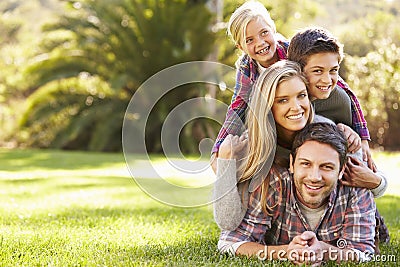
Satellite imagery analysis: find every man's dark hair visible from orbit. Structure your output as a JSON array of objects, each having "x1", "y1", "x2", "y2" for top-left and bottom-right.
[{"x1": 291, "y1": 122, "x2": 348, "y2": 170}]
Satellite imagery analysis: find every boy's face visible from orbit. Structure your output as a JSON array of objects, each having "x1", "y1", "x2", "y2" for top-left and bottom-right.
[
  {"x1": 290, "y1": 140, "x2": 343, "y2": 209},
  {"x1": 303, "y1": 52, "x2": 340, "y2": 100},
  {"x1": 240, "y1": 18, "x2": 277, "y2": 68}
]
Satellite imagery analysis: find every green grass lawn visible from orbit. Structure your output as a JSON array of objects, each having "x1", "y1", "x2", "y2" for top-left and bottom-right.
[{"x1": 0, "y1": 149, "x2": 398, "y2": 266}]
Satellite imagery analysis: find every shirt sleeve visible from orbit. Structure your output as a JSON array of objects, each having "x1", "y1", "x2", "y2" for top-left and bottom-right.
[
  {"x1": 218, "y1": 171, "x2": 281, "y2": 252},
  {"x1": 347, "y1": 149, "x2": 388, "y2": 198},
  {"x1": 341, "y1": 188, "x2": 376, "y2": 255},
  {"x1": 213, "y1": 158, "x2": 246, "y2": 230},
  {"x1": 211, "y1": 64, "x2": 254, "y2": 154},
  {"x1": 370, "y1": 170, "x2": 387, "y2": 198},
  {"x1": 337, "y1": 77, "x2": 371, "y2": 140}
]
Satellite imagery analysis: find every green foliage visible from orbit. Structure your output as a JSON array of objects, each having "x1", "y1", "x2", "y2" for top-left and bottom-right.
[
  {"x1": 345, "y1": 41, "x2": 400, "y2": 150},
  {"x1": 0, "y1": 3, "x2": 23, "y2": 99},
  {"x1": 337, "y1": 12, "x2": 400, "y2": 56},
  {"x1": 2, "y1": 0, "x2": 400, "y2": 151},
  {"x1": 267, "y1": 0, "x2": 320, "y2": 37},
  {"x1": 18, "y1": 0, "x2": 215, "y2": 152},
  {"x1": 334, "y1": 8, "x2": 400, "y2": 150},
  {"x1": 0, "y1": 0, "x2": 65, "y2": 145},
  {"x1": 18, "y1": 76, "x2": 125, "y2": 151}
]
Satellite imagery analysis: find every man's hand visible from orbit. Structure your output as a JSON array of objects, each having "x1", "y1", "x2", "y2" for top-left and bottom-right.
[
  {"x1": 361, "y1": 140, "x2": 376, "y2": 171},
  {"x1": 287, "y1": 231, "x2": 324, "y2": 266},
  {"x1": 337, "y1": 123, "x2": 361, "y2": 154},
  {"x1": 342, "y1": 156, "x2": 381, "y2": 189}
]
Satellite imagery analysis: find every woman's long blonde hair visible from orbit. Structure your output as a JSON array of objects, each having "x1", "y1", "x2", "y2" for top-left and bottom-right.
[{"x1": 238, "y1": 60, "x2": 313, "y2": 185}]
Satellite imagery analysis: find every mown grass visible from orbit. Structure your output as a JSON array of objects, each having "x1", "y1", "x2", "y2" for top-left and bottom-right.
[{"x1": 0, "y1": 149, "x2": 398, "y2": 266}]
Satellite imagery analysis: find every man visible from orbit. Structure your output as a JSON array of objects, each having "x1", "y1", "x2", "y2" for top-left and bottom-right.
[{"x1": 216, "y1": 123, "x2": 376, "y2": 265}]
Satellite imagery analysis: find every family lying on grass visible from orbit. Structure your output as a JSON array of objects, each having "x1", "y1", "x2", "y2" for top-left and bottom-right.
[{"x1": 211, "y1": 1, "x2": 389, "y2": 265}]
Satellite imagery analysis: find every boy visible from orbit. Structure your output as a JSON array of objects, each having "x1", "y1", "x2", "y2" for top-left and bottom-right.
[{"x1": 287, "y1": 27, "x2": 374, "y2": 169}]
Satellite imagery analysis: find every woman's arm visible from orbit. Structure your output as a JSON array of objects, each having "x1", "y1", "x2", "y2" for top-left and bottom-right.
[{"x1": 213, "y1": 134, "x2": 248, "y2": 230}]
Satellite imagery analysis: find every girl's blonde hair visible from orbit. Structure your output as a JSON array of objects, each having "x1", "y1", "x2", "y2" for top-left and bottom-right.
[
  {"x1": 239, "y1": 60, "x2": 313, "y2": 184},
  {"x1": 228, "y1": 1, "x2": 276, "y2": 50}
]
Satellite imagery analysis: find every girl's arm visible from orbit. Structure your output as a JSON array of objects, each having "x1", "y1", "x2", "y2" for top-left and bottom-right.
[{"x1": 211, "y1": 56, "x2": 256, "y2": 158}]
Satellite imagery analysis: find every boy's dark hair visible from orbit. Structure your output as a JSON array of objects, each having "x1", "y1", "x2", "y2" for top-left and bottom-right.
[
  {"x1": 291, "y1": 122, "x2": 348, "y2": 170},
  {"x1": 287, "y1": 27, "x2": 344, "y2": 69}
]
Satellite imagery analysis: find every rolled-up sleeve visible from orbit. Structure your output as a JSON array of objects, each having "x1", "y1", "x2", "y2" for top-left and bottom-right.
[
  {"x1": 370, "y1": 170, "x2": 387, "y2": 198},
  {"x1": 218, "y1": 172, "x2": 281, "y2": 254}
]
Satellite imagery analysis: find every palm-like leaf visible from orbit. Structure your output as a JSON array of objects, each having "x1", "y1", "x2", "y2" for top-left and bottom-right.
[{"x1": 20, "y1": 0, "x2": 215, "y2": 151}]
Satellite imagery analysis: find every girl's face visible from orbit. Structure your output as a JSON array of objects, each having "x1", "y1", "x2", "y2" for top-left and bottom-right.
[
  {"x1": 303, "y1": 52, "x2": 340, "y2": 100},
  {"x1": 240, "y1": 18, "x2": 277, "y2": 68},
  {"x1": 272, "y1": 76, "x2": 310, "y2": 135}
]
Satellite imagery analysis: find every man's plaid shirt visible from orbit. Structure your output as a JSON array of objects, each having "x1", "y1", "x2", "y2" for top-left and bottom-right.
[{"x1": 219, "y1": 164, "x2": 376, "y2": 254}]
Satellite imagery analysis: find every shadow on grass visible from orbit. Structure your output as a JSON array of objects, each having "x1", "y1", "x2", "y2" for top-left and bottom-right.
[
  {"x1": 0, "y1": 149, "x2": 127, "y2": 171},
  {"x1": 15, "y1": 204, "x2": 214, "y2": 229},
  {"x1": 0, "y1": 176, "x2": 137, "y2": 194}
]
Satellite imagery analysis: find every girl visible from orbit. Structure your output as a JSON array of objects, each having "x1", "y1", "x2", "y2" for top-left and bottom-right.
[{"x1": 211, "y1": 1, "x2": 289, "y2": 158}]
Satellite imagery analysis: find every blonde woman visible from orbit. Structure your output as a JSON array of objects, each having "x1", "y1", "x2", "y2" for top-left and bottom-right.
[{"x1": 214, "y1": 60, "x2": 312, "y2": 229}]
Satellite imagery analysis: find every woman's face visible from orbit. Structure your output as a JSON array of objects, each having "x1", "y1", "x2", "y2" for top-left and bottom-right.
[{"x1": 272, "y1": 76, "x2": 310, "y2": 135}]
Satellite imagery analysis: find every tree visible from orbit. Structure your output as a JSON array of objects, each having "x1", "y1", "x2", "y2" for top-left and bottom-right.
[
  {"x1": 345, "y1": 40, "x2": 400, "y2": 150},
  {"x1": 338, "y1": 11, "x2": 400, "y2": 150},
  {"x1": 18, "y1": 0, "x2": 215, "y2": 152},
  {"x1": 337, "y1": 11, "x2": 400, "y2": 57}
]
